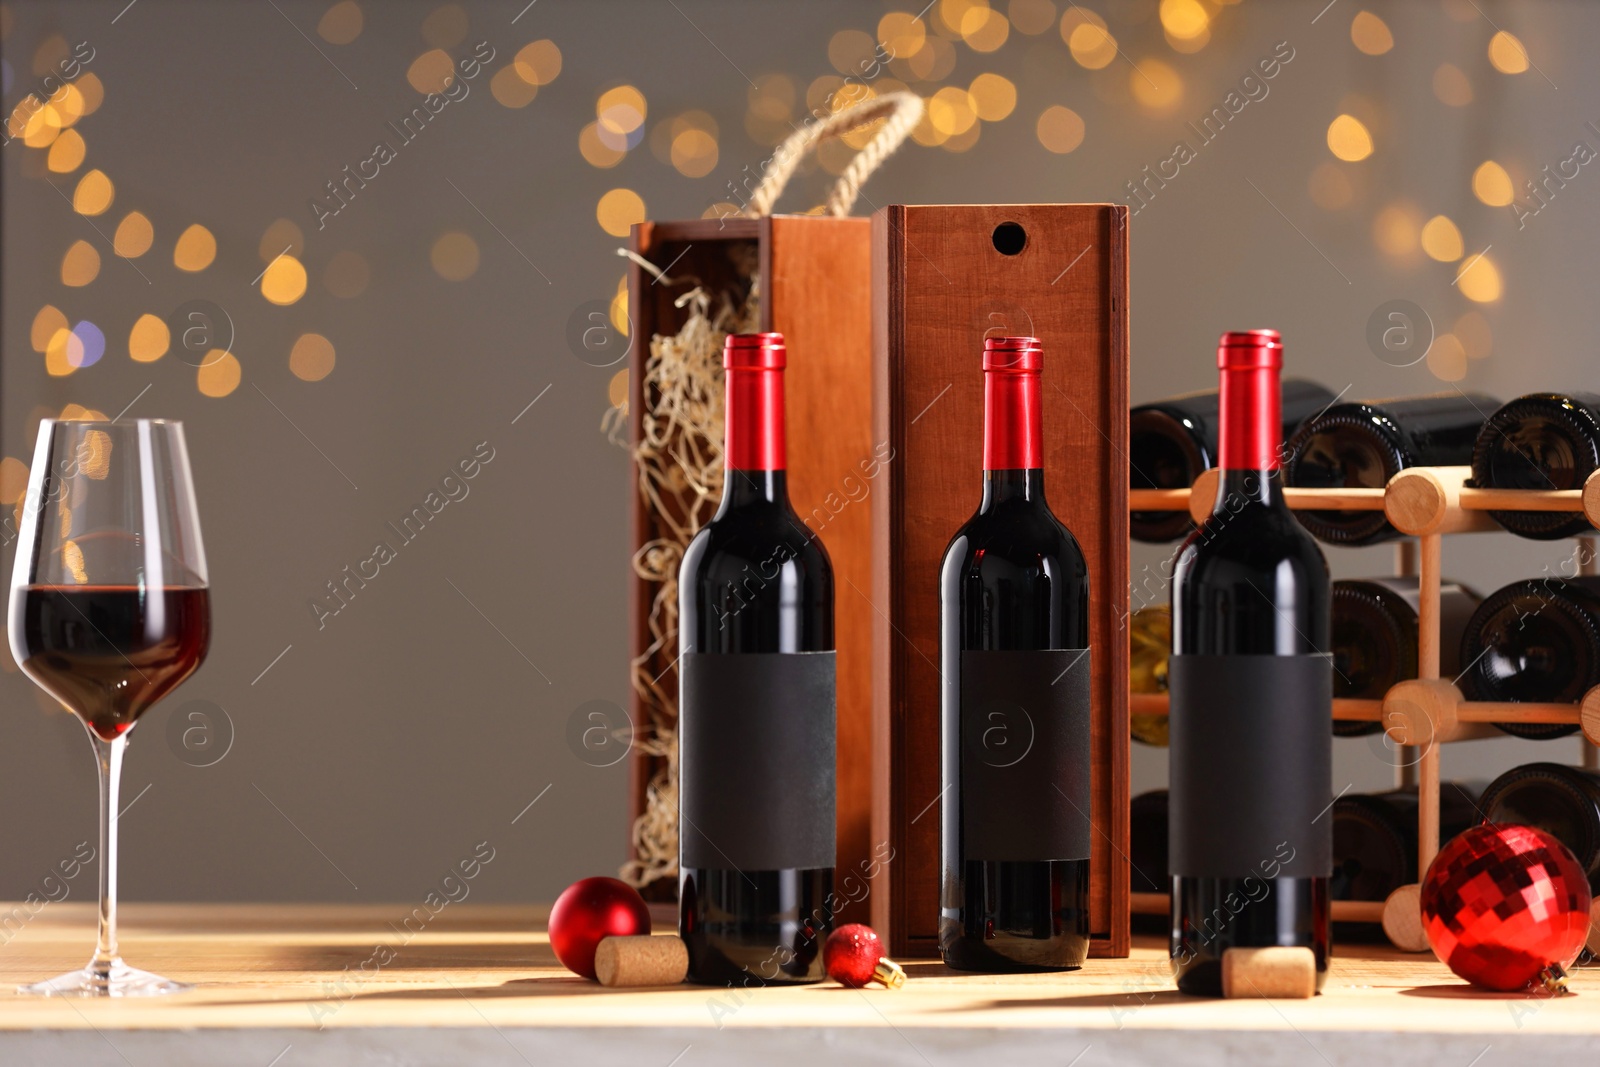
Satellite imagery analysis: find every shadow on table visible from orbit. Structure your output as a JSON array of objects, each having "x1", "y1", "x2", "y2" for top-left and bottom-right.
[{"x1": 1399, "y1": 983, "x2": 1574, "y2": 1000}]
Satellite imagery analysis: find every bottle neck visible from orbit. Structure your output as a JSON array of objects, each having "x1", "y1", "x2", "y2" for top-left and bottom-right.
[
  {"x1": 979, "y1": 468, "x2": 1045, "y2": 510},
  {"x1": 722, "y1": 364, "x2": 786, "y2": 506},
  {"x1": 983, "y1": 366, "x2": 1043, "y2": 472},
  {"x1": 1215, "y1": 363, "x2": 1284, "y2": 510}
]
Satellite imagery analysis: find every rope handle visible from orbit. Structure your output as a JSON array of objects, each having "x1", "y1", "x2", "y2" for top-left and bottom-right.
[{"x1": 742, "y1": 90, "x2": 924, "y2": 219}]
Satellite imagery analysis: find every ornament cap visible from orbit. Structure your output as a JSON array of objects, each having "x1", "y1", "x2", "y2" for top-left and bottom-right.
[
  {"x1": 1536, "y1": 963, "x2": 1571, "y2": 996},
  {"x1": 873, "y1": 958, "x2": 907, "y2": 990}
]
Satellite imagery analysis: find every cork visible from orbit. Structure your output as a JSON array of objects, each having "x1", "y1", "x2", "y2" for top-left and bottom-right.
[
  {"x1": 1221, "y1": 947, "x2": 1316, "y2": 999},
  {"x1": 594, "y1": 935, "x2": 689, "y2": 988}
]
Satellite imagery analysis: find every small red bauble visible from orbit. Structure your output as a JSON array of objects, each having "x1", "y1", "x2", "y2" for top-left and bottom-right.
[
  {"x1": 824, "y1": 924, "x2": 906, "y2": 989},
  {"x1": 1420, "y1": 823, "x2": 1592, "y2": 993},
  {"x1": 548, "y1": 877, "x2": 651, "y2": 980}
]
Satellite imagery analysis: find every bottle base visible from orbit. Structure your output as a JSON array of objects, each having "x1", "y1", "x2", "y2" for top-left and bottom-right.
[{"x1": 680, "y1": 865, "x2": 831, "y2": 988}]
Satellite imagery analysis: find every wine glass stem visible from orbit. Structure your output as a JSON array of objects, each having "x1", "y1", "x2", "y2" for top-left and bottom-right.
[{"x1": 91, "y1": 734, "x2": 125, "y2": 973}]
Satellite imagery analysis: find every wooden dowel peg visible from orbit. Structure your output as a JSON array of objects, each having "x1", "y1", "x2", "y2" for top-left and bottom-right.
[
  {"x1": 1188, "y1": 468, "x2": 1220, "y2": 525},
  {"x1": 1382, "y1": 884, "x2": 1430, "y2": 953},
  {"x1": 594, "y1": 935, "x2": 689, "y2": 988},
  {"x1": 1385, "y1": 468, "x2": 1498, "y2": 537},
  {"x1": 1128, "y1": 488, "x2": 1190, "y2": 512},
  {"x1": 1221, "y1": 947, "x2": 1316, "y2": 999},
  {"x1": 1581, "y1": 686, "x2": 1600, "y2": 748},
  {"x1": 1585, "y1": 472, "x2": 1600, "y2": 529}
]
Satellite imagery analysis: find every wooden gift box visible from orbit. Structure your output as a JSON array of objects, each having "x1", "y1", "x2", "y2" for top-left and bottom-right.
[
  {"x1": 626, "y1": 216, "x2": 877, "y2": 922},
  {"x1": 869, "y1": 204, "x2": 1132, "y2": 958}
]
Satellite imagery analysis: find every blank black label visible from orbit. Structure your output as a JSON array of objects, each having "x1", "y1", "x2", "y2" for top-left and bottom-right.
[
  {"x1": 959, "y1": 648, "x2": 1092, "y2": 863},
  {"x1": 1169, "y1": 653, "x2": 1333, "y2": 879},
  {"x1": 680, "y1": 651, "x2": 835, "y2": 871}
]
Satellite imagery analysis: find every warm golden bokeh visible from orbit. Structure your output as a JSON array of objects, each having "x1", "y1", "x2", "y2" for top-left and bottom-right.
[
  {"x1": 129, "y1": 314, "x2": 170, "y2": 362},
  {"x1": 72, "y1": 169, "x2": 114, "y2": 215},
  {"x1": 929, "y1": 86, "x2": 978, "y2": 136},
  {"x1": 828, "y1": 29, "x2": 877, "y2": 76},
  {"x1": 47, "y1": 128, "x2": 85, "y2": 173},
  {"x1": 670, "y1": 129, "x2": 718, "y2": 178},
  {"x1": 174, "y1": 224, "x2": 218, "y2": 271},
  {"x1": 259, "y1": 218, "x2": 305, "y2": 261},
  {"x1": 61, "y1": 239, "x2": 101, "y2": 286},
  {"x1": 596, "y1": 189, "x2": 646, "y2": 238},
  {"x1": 21, "y1": 104, "x2": 61, "y2": 148},
  {"x1": 1130, "y1": 58, "x2": 1183, "y2": 111},
  {"x1": 879, "y1": 11, "x2": 928, "y2": 56},
  {"x1": 1350, "y1": 11, "x2": 1393, "y2": 55},
  {"x1": 421, "y1": 4, "x2": 469, "y2": 49},
  {"x1": 1488, "y1": 30, "x2": 1530, "y2": 74},
  {"x1": 1372, "y1": 202, "x2": 1421, "y2": 258},
  {"x1": 44, "y1": 329, "x2": 78, "y2": 377},
  {"x1": 515, "y1": 40, "x2": 562, "y2": 86},
  {"x1": 317, "y1": 0, "x2": 364, "y2": 44},
  {"x1": 262, "y1": 255, "x2": 309, "y2": 305},
  {"x1": 1064, "y1": 9, "x2": 1115, "y2": 69},
  {"x1": 1426, "y1": 333, "x2": 1467, "y2": 382},
  {"x1": 407, "y1": 49, "x2": 457, "y2": 95},
  {"x1": 1420, "y1": 215, "x2": 1463, "y2": 262},
  {"x1": 1454, "y1": 310, "x2": 1493, "y2": 360},
  {"x1": 74, "y1": 73, "x2": 104, "y2": 115},
  {"x1": 580, "y1": 122, "x2": 625, "y2": 168},
  {"x1": 113, "y1": 211, "x2": 154, "y2": 258},
  {"x1": 31, "y1": 306, "x2": 68, "y2": 353},
  {"x1": 967, "y1": 73, "x2": 1017, "y2": 122},
  {"x1": 1036, "y1": 105, "x2": 1085, "y2": 154},
  {"x1": 491, "y1": 64, "x2": 538, "y2": 108},
  {"x1": 1008, "y1": 0, "x2": 1056, "y2": 35},
  {"x1": 960, "y1": 6, "x2": 1010, "y2": 52},
  {"x1": 0, "y1": 458, "x2": 29, "y2": 507},
  {"x1": 290, "y1": 333, "x2": 337, "y2": 381},
  {"x1": 597, "y1": 85, "x2": 647, "y2": 138},
  {"x1": 1457, "y1": 251, "x2": 1502, "y2": 303},
  {"x1": 1472, "y1": 160, "x2": 1514, "y2": 206},
  {"x1": 1327, "y1": 114, "x2": 1373, "y2": 161},
  {"x1": 197, "y1": 351, "x2": 243, "y2": 398},
  {"x1": 431, "y1": 231, "x2": 481, "y2": 280},
  {"x1": 1160, "y1": 0, "x2": 1209, "y2": 40}
]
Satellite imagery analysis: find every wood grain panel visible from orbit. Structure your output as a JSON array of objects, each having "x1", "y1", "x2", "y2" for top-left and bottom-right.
[{"x1": 871, "y1": 204, "x2": 1130, "y2": 958}]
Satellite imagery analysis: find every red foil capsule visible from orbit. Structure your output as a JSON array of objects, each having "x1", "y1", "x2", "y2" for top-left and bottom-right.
[
  {"x1": 1217, "y1": 329, "x2": 1284, "y2": 472},
  {"x1": 723, "y1": 332, "x2": 786, "y2": 472},
  {"x1": 982, "y1": 336, "x2": 1044, "y2": 471}
]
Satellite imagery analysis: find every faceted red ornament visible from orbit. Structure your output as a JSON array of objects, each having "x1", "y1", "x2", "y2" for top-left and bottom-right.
[
  {"x1": 548, "y1": 877, "x2": 651, "y2": 980},
  {"x1": 824, "y1": 923, "x2": 906, "y2": 989},
  {"x1": 1420, "y1": 823, "x2": 1591, "y2": 993}
]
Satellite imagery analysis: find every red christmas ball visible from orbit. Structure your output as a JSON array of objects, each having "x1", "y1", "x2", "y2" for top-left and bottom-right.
[
  {"x1": 1420, "y1": 823, "x2": 1592, "y2": 993},
  {"x1": 824, "y1": 923, "x2": 906, "y2": 989},
  {"x1": 548, "y1": 877, "x2": 651, "y2": 980}
]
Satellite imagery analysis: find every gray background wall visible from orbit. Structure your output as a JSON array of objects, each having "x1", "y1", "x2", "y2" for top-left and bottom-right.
[{"x1": 0, "y1": 0, "x2": 1595, "y2": 904}]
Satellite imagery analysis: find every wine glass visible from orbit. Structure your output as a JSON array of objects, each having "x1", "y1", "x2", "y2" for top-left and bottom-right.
[{"x1": 8, "y1": 419, "x2": 210, "y2": 996}]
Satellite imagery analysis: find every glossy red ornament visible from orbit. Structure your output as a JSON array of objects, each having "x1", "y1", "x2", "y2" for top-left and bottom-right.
[
  {"x1": 1420, "y1": 823, "x2": 1591, "y2": 993},
  {"x1": 824, "y1": 924, "x2": 906, "y2": 989},
  {"x1": 548, "y1": 877, "x2": 651, "y2": 980}
]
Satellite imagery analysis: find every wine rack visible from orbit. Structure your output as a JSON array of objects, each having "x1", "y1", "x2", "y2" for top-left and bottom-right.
[{"x1": 1126, "y1": 465, "x2": 1600, "y2": 949}]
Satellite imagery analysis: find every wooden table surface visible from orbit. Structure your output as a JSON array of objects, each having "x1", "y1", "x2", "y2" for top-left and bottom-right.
[{"x1": 0, "y1": 903, "x2": 1595, "y2": 1066}]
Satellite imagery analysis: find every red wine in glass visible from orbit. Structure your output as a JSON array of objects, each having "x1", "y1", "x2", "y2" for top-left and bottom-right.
[{"x1": 16, "y1": 584, "x2": 210, "y2": 741}]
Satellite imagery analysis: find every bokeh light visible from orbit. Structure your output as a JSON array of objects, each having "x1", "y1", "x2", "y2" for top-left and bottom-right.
[
  {"x1": 32, "y1": 305, "x2": 67, "y2": 352},
  {"x1": 61, "y1": 239, "x2": 100, "y2": 286},
  {"x1": 1420, "y1": 215, "x2": 1463, "y2": 262},
  {"x1": 514, "y1": 40, "x2": 562, "y2": 86},
  {"x1": 1350, "y1": 11, "x2": 1393, "y2": 55},
  {"x1": 197, "y1": 351, "x2": 242, "y2": 398},
  {"x1": 74, "y1": 73, "x2": 104, "y2": 115},
  {"x1": 431, "y1": 231, "x2": 480, "y2": 280},
  {"x1": 1160, "y1": 0, "x2": 1209, "y2": 40},
  {"x1": 879, "y1": 12, "x2": 928, "y2": 56},
  {"x1": 1372, "y1": 201, "x2": 1421, "y2": 258},
  {"x1": 491, "y1": 64, "x2": 538, "y2": 107},
  {"x1": 1454, "y1": 310, "x2": 1492, "y2": 360},
  {"x1": 1488, "y1": 30, "x2": 1529, "y2": 74},
  {"x1": 261, "y1": 255, "x2": 309, "y2": 305},
  {"x1": 259, "y1": 218, "x2": 305, "y2": 261},
  {"x1": 1008, "y1": 0, "x2": 1056, "y2": 36},
  {"x1": 671, "y1": 127, "x2": 718, "y2": 178},
  {"x1": 929, "y1": 86, "x2": 978, "y2": 136},
  {"x1": 317, "y1": 1, "x2": 363, "y2": 44},
  {"x1": 1327, "y1": 114, "x2": 1373, "y2": 161},
  {"x1": 1457, "y1": 251, "x2": 1502, "y2": 303},
  {"x1": 968, "y1": 73, "x2": 1016, "y2": 121},
  {"x1": 72, "y1": 169, "x2": 114, "y2": 215},
  {"x1": 1426, "y1": 333, "x2": 1467, "y2": 382},
  {"x1": 0, "y1": 458, "x2": 29, "y2": 506},
  {"x1": 961, "y1": 6, "x2": 1010, "y2": 52},
  {"x1": 828, "y1": 29, "x2": 876, "y2": 76},
  {"x1": 1036, "y1": 105, "x2": 1084, "y2": 153},
  {"x1": 407, "y1": 49, "x2": 456, "y2": 94},
  {"x1": 46, "y1": 128, "x2": 84, "y2": 172},
  {"x1": 596, "y1": 188, "x2": 646, "y2": 238},
  {"x1": 1472, "y1": 160, "x2": 1514, "y2": 206},
  {"x1": 1130, "y1": 59, "x2": 1182, "y2": 111},
  {"x1": 129, "y1": 313, "x2": 170, "y2": 362},
  {"x1": 70, "y1": 321, "x2": 105, "y2": 368},
  {"x1": 1064, "y1": 10, "x2": 1116, "y2": 69},
  {"x1": 1433, "y1": 64, "x2": 1473, "y2": 107},
  {"x1": 174, "y1": 224, "x2": 217, "y2": 271},
  {"x1": 421, "y1": 4, "x2": 469, "y2": 49},
  {"x1": 290, "y1": 333, "x2": 337, "y2": 381},
  {"x1": 45, "y1": 329, "x2": 78, "y2": 377},
  {"x1": 580, "y1": 122, "x2": 625, "y2": 167}
]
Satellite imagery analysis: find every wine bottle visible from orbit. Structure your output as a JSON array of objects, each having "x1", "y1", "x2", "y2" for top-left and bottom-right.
[
  {"x1": 1458, "y1": 576, "x2": 1600, "y2": 740},
  {"x1": 678, "y1": 332, "x2": 836, "y2": 986},
  {"x1": 1331, "y1": 783, "x2": 1482, "y2": 940},
  {"x1": 1480, "y1": 763, "x2": 1600, "y2": 890},
  {"x1": 1284, "y1": 392, "x2": 1499, "y2": 545},
  {"x1": 939, "y1": 336, "x2": 1091, "y2": 973},
  {"x1": 1471, "y1": 392, "x2": 1600, "y2": 540},
  {"x1": 1130, "y1": 605, "x2": 1171, "y2": 746},
  {"x1": 1169, "y1": 329, "x2": 1332, "y2": 997},
  {"x1": 1330, "y1": 577, "x2": 1481, "y2": 737},
  {"x1": 1130, "y1": 379, "x2": 1337, "y2": 542}
]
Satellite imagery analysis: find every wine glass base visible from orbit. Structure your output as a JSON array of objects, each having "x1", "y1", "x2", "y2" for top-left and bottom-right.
[{"x1": 19, "y1": 958, "x2": 190, "y2": 997}]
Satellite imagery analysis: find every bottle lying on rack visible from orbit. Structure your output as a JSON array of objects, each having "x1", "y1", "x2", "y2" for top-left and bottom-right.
[
  {"x1": 1330, "y1": 783, "x2": 1482, "y2": 940},
  {"x1": 1130, "y1": 790, "x2": 1170, "y2": 935},
  {"x1": 1470, "y1": 392, "x2": 1600, "y2": 540},
  {"x1": 1330, "y1": 577, "x2": 1481, "y2": 737},
  {"x1": 1130, "y1": 379, "x2": 1337, "y2": 542},
  {"x1": 940, "y1": 335, "x2": 1091, "y2": 973},
  {"x1": 1283, "y1": 392, "x2": 1499, "y2": 545},
  {"x1": 1479, "y1": 762, "x2": 1600, "y2": 890},
  {"x1": 1130, "y1": 605, "x2": 1171, "y2": 746},
  {"x1": 1169, "y1": 330, "x2": 1332, "y2": 997},
  {"x1": 678, "y1": 332, "x2": 836, "y2": 986},
  {"x1": 1457, "y1": 576, "x2": 1600, "y2": 740}
]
